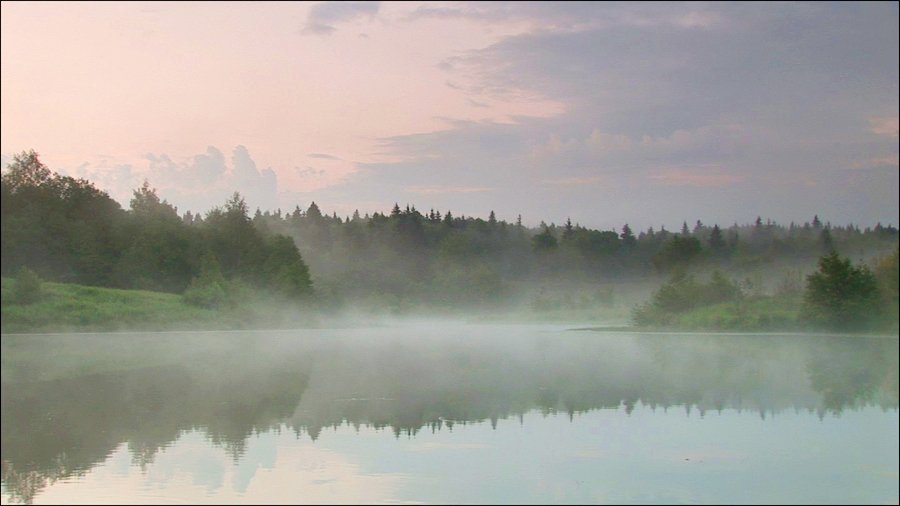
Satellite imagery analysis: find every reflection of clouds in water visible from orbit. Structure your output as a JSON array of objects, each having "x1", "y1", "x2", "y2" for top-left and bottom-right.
[
  {"x1": 2, "y1": 330, "x2": 897, "y2": 504},
  {"x1": 231, "y1": 433, "x2": 277, "y2": 494},
  {"x1": 5, "y1": 407, "x2": 897, "y2": 505},
  {"x1": 407, "y1": 442, "x2": 491, "y2": 452},
  {"x1": 30, "y1": 429, "x2": 407, "y2": 505},
  {"x1": 145, "y1": 432, "x2": 225, "y2": 492}
]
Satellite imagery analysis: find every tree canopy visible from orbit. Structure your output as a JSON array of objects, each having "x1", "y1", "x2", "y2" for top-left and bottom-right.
[{"x1": 802, "y1": 252, "x2": 882, "y2": 330}]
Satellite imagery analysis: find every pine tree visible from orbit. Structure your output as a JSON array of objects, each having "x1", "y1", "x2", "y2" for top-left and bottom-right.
[
  {"x1": 562, "y1": 217, "x2": 575, "y2": 242},
  {"x1": 620, "y1": 224, "x2": 637, "y2": 248},
  {"x1": 708, "y1": 224, "x2": 725, "y2": 254},
  {"x1": 802, "y1": 252, "x2": 881, "y2": 329},
  {"x1": 307, "y1": 201, "x2": 323, "y2": 221}
]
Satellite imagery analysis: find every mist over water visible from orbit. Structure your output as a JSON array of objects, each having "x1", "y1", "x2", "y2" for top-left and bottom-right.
[{"x1": 2, "y1": 324, "x2": 897, "y2": 504}]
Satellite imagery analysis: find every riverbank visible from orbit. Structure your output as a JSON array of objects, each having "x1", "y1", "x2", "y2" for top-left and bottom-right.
[
  {"x1": 650, "y1": 295, "x2": 805, "y2": 332},
  {"x1": 583, "y1": 294, "x2": 898, "y2": 335},
  {"x1": 0, "y1": 278, "x2": 318, "y2": 333}
]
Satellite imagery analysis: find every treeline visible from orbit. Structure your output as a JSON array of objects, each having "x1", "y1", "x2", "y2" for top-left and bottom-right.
[
  {"x1": 1, "y1": 151, "x2": 311, "y2": 308},
  {"x1": 248, "y1": 197, "x2": 898, "y2": 312},
  {"x1": 633, "y1": 248, "x2": 899, "y2": 332},
  {"x1": 2, "y1": 150, "x2": 898, "y2": 315}
]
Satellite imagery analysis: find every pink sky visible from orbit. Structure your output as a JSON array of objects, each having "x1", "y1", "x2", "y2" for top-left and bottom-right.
[
  {"x1": 1, "y1": 2, "x2": 561, "y2": 200},
  {"x1": 2, "y1": 2, "x2": 897, "y2": 229}
]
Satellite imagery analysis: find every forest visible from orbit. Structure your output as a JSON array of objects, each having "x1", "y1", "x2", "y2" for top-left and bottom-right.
[{"x1": 2, "y1": 150, "x2": 898, "y2": 331}]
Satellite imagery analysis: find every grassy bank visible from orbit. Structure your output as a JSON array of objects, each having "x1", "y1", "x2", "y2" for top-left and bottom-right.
[
  {"x1": 1, "y1": 278, "x2": 317, "y2": 333},
  {"x1": 629, "y1": 293, "x2": 897, "y2": 334},
  {"x1": 659, "y1": 295, "x2": 804, "y2": 332}
]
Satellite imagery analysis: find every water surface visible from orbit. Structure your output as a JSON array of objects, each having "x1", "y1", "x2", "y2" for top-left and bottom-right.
[{"x1": 2, "y1": 324, "x2": 898, "y2": 504}]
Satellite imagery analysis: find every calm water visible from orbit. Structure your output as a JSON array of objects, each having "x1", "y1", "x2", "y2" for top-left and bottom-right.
[{"x1": 1, "y1": 324, "x2": 898, "y2": 504}]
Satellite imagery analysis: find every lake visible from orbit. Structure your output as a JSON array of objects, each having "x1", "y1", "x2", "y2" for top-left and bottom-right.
[{"x1": 1, "y1": 323, "x2": 897, "y2": 504}]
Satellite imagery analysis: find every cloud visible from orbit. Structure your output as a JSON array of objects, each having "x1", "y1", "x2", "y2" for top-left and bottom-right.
[
  {"x1": 231, "y1": 145, "x2": 278, "y2": 210},
  {"x1": 296, "y1": 166, "x2": 326, "y2": 178},
  {"x1": 529, "y1": 125, "x2": 745, "y2": 173},
  {"x1": 405, "y1": 185, "x2": 490, "y2": 195},
  {"x1": 673, "y1": 10, "x2": 723, "y2": 29},
  {"x1": 869, "y1": 116, "x2": 899, "y2": 137},
  {"x1": 851, "y1": 155, "x2": 900, "y2": 170},
  {"x1": 190, "y1": 146, "x2": 227, "y2": 186},
  {"x1": 303, "y1": 1, "x2": 380, "y2": 35},
  {"x1": 540, "y1": 175, "x2": 607, "y2": 187},
  {"x1": 585, "y1": 130, "x2": 633, "y2": 154},
  {"x1": 14, "y1": 2, "x2": 895, "y2": 231},
  {"x1": 408, "y1": 442, "x2": 490, "y2": 452},
  {"x1": 66, "y1": 161, "x2": 143, "y2": 206},
  {"x1": 407, "y1": 2, "x2": 724, "y2": 32},
  {"x1": 66, "y1": 145, "x2": 281, "y2": 215},
  {"x1": 313, "y1": 2, "x2": 896, "y2": 228},
  {"x1": 647, "y1": 167, "x2": 744, "y2": 188}
]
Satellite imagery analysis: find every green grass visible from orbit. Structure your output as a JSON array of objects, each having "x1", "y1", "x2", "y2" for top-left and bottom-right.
[
  {"x1": 0, "y1": 278, "x2": 328, "y2": 334},
  {"x1": 667, "y1": 295, "x2": 804, "y2": 331},
  {"x1": 1, "y1": 277, "x2": 234, "y2": 333},
  {"x1": 630, "y1": 294, "x2": 806, "y2": 332},
  {"x1": 632, "y1": 293, "x2": 897, "y2": 334}
]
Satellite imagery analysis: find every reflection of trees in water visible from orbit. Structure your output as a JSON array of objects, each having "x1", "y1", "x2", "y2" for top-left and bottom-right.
[
  {"x1": 1, "y1": 332, "x2": 897, "y2": 503},
  {"x1": 806, "y1": 337, "x2": 899, "y2": 416},
  {"x1": 1, "y1": 359, "x2": 309, "y2": 504}
]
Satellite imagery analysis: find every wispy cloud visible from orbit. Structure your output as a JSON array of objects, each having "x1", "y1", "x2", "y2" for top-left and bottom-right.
[
  {"x1": 869, "y1": 116, "x2": 899, "y2": 137},
  {"x1": 647, "y1": 167, "x2": 744, "y2": 188},
  {"x1": 303, "y1": 1, "x2": 380, "y2": 35},
  {"x1": 405, "y1": 185, "x2": 490, "y2": 195},
  {"x1": 296, "y1": 165, "x2": 326, "y2": 178},
  {"x1": 851, "y1": 155, "x2": 900, "y2": 169},
  {"x1": 541, "y1": 175, "x2": 607, "y2": 187},
  {"x1": 407, "y1": 2, "x2": 725, "y2": 32},
  {"x1": 408, "y1": 442, "x2": 491, "y2": 452},
  {"x1": 308, "y1": 153, "x2": 341, "y2": 160}
]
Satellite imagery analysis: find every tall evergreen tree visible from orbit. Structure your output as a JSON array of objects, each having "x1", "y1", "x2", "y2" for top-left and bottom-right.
[
  {"x1": 708, "y1": 224, "x2": 726, "y2": 254},
  {"x1": 307, "y1": 201, "x2": 323, "y2": 221},
  {"x1": 620, "y1": 224, "x2": 637, "y2": 248}
]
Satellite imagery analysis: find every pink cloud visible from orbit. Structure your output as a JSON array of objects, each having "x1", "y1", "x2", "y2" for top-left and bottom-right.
[
  {"x1": 868, "y1": 116, "x2": 899, "y2": 137},
  {"x1": 648, "y1": 167, "x2": 744, "y2": 187},
  {"x1": 405, "y1": 185, "x2": 490, "y2": 194},
  {"x1": 851, "y1": 155, "x2": 900, "y2": 169},
  {"x1": 541, "y1": 175, "x2": 607, "y2": 187}
]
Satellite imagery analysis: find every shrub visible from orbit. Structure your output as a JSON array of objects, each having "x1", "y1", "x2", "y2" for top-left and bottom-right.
[
  {"x1": 873, "y1": 249, "x2": 898, "y2": 326},
  {"x1": 183, "y1": 253, "x2": 228, "y2": 309},
  {"x1": 13, "y1": 266, "x2": 42, "y2": 305},
  {"x1": 183, "y1": 279, "x2": 228, "y2": 309},
  {"x1": 632, "y1": 270, "x2": 743, "y2": 327},
  {"x1": 801, "y1": 252, "x2": 882, "y2": 330}
]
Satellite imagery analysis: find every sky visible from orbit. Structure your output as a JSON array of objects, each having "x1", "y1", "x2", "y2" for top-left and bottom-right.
[{"x1": 1, "y1": 1, "x2": 898, "y2": 231}]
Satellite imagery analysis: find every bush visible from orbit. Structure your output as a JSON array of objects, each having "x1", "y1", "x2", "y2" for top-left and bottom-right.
[
  {"x1": 13, "y1": 266, "x2": 42, "y2": 305},
  {"x1": 183, "y1": 279, "x2": 228, "y2": 309},
  {"x1": 801, "y1": 252, "x2": 882, "y2": 330},
  {"x1": 873, "y1": 249, "x2": 898, "y2": 326},
  {"x1": 632, "y1": 270, "x2": 743, "y2": 327},
  {"x1": 182, "y1": 253, "x2": 228, "y2": 309}
]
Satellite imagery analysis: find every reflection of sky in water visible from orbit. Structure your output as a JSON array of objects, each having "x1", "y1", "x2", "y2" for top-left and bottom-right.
[{"x1": 6, "y1": 404, "x2": 897, "y2": 505}]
